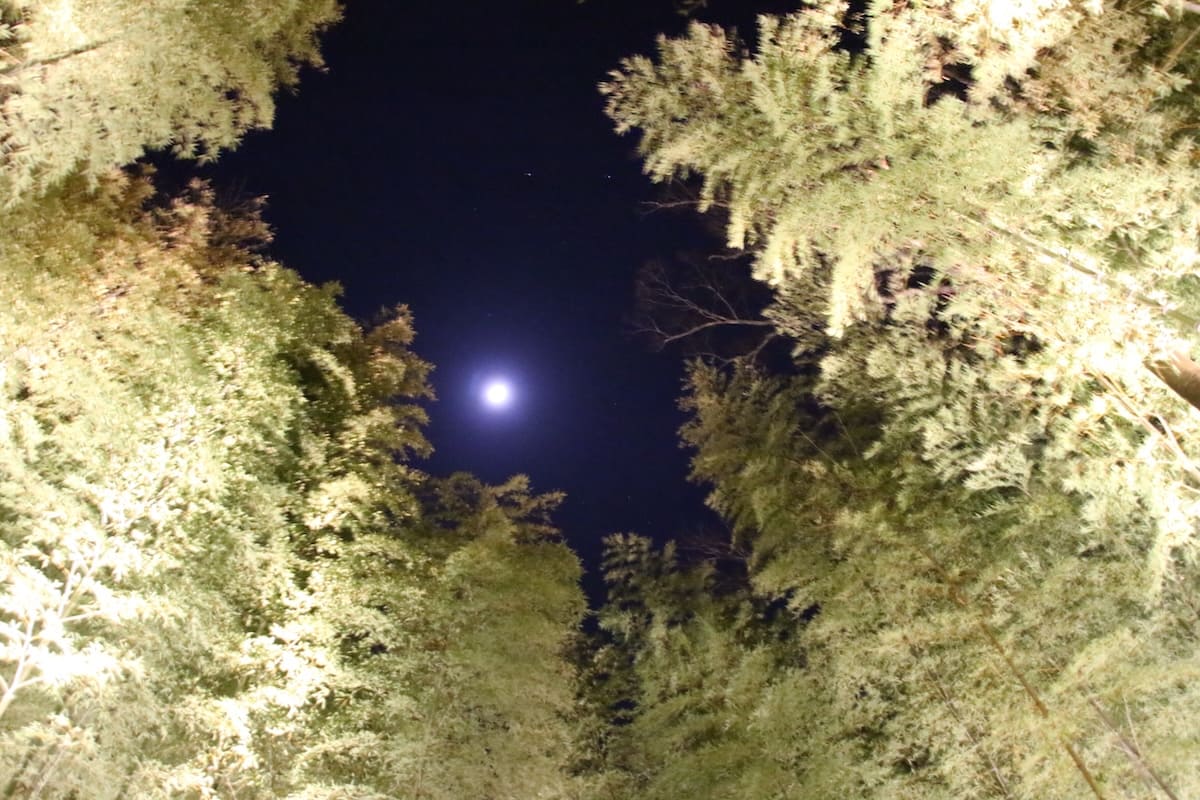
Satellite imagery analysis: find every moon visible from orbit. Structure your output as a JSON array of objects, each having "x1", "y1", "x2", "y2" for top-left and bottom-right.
[{"x1": 482, "y1": 378, "x2": 513, "y2": 409}]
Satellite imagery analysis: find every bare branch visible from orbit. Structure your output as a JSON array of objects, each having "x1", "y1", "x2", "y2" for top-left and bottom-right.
[
  {"x1": 632, "y1": 254, "x2": 779, "y2": 362},
  {"x1": 637, "y1": 197, "x2": 717, "y2": 217},
  {"x1": 657, "y1": 317, "x2": 775, "y2": 346}
]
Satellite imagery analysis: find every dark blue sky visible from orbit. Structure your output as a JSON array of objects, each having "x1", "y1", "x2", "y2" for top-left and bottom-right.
[{"x1": 205, "y1": 0, "x2": 790, "y2": 596}]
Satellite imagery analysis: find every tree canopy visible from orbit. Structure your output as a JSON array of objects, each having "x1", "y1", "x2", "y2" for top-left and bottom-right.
[
  {"x1": 0, "y1": 170, "x2": 587, "y2": 798},
  {"x1": 4, "y1": 0, "x2": 1200, "y2": 797},
  {"x1": 0, "y1": 0, "x2": 341, "y2": 203},
  {"x1": 0, "y1": 4, "x2": 588, "y2": 794},
  {"x1": 587, "y1": 0, "x2": 1200, "y2": 797}
]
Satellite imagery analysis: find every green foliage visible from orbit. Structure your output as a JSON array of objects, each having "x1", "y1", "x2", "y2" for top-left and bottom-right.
[
  {"x1": 0, "y1": 2, "x2": 591, "y2": 795},
  {"x1": 579, "y1": 534, "x2": 803, "y2": 800},
  {"x1": 0, "y1": 174, "x2": 586, "y2": 798},
  {"x1": 593, "y1": 2, "x2": 1200, "y2": 798},
  {"x1": 0, "y1": 171, "x2": 418, "y2": 795},
  {"x1": 296, "y1": 474, "x2": 586, "y2": 800},
  {"x1": 604, "y1": 0, "x2": 1200, "y2": 339},
  {"x1": 10, "y1": 0, "x2": 1200, "y2": 796},
  {"x1": 0, "y1": 0, "x2": 342, "y2": 203}
]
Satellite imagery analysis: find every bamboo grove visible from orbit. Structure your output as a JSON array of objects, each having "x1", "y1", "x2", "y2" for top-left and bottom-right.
[{"x1": 2, "y1": 0, "x2": 1200, "y2": 798}]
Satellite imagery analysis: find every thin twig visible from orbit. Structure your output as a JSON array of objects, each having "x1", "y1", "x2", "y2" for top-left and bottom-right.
[
  {"x1": 1086, "y1": 695, "x2": 1181, "y2": 800},
  {"x1": 0, "y1": 38, "x2": 114, "y2": 78},
  {"x1": 1161, "y1": 22, "x2": 1200, "y2": 71},
  {"x1": 658, "y1": 317, "x2": 776, "y2": 345},
  {"x1": 902, "y1": 633, "x2": 1016, "y2": 798},
  {"x1": 832, "y1": 409, "x2": 862, "y2": 458}
]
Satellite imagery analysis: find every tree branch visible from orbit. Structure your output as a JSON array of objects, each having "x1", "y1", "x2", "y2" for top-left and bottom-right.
[
  {"x1": 657, "y1": 317, "x2": 775, "y2": 346},
  {"x1": 959, "y1": 207, "x2": 1200, "y2": 417},
  {"x1": 1091, "y1": 370, "x2": 1200, "y2": 485},
  {"x1": 1146, "y1": 350, "x2": 1200, "y2": 414},
  {"x1": 633, "y1": 255, "x2": 779, "y2": 361},
  {"x1": 959, "y1": 209, "x2": 1200, "y2": 332},
  {"x1": 0, "y1": 38, "x2": 114, "y2": 79}
]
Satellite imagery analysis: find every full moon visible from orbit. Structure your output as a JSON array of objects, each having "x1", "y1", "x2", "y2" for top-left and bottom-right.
[{"x1": 482, "y1": 379, "x2": 513, "y2": 408}]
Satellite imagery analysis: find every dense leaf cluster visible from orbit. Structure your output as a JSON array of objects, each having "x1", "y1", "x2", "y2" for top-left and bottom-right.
[
  {"x1": 4, "y1": 0, "x2": 1200, "y2": 797},
  {"x1": 0, "y1": 0, "x2": 343, "y2": 203},
  {"x1": 0, "y1": 3, "x2": 586, "y2": 797},
  {"x1": 583, "y1": 1, "x2": 1200, "y2": 798},
  {"x1": 0, "y1": 171, "x2": 586, "y2": 798}
]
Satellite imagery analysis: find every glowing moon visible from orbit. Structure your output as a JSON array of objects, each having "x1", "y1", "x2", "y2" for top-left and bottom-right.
[{"x1": 482, "y1": 379, "x2": 513, "y2": 408}]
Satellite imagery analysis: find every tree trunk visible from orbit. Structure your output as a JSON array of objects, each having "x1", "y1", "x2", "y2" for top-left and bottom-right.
[{"x1": 1147, "y1": 350, "x2": 1200, "y2": 414}]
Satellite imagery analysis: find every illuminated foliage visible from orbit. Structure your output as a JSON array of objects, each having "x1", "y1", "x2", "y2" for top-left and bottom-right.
[
  {"x1": 294, "y1": 474, "x2": 585, "y2": 800},
  {"x1": 579, "y1": 533, "x2": 803, "y2": 800},
  {"x1": 0, "y1": 172, "x2": 408, "y2": 794},
  {"x1": 0, "y1": 0, "x2": 594, "y2": 795},
  {"x1": 593, "y1": 1, "x2": 1200, "y2": 798},
  {"x1": 0, "y1": 175, "x2": 586, "y2": 798},
  {"x1": 7, "y1": 0, "x2": 1200, "y2": 795},
  {"x1": 0, "y1": 0, "x2": 341, "y2": 203}
]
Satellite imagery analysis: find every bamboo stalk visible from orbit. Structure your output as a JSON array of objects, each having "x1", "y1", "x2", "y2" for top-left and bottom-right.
[
  {"x1": 960, "y1": 210, "x2": 1200, "y2": 333},
  {"x1": 902, "y1": 632, "x2": 1016, "y2": 798},
  {"x1": 0, "y1": 39, "x2": 113, "y2": 78},
  {"x1": 913, "y1": 542, "x2": 1110, "y2": 800},
  {"x1": 1086, "y1": 695, "x2": 1180, "y2": 800},
  {"x1": 959, "y1": 208, "x2": 1200, "y2": 418}
]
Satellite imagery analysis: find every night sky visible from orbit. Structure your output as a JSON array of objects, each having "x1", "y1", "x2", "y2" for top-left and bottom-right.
[{"x1": 203, "y1": 0, "x2": 791, "y2": 596}]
